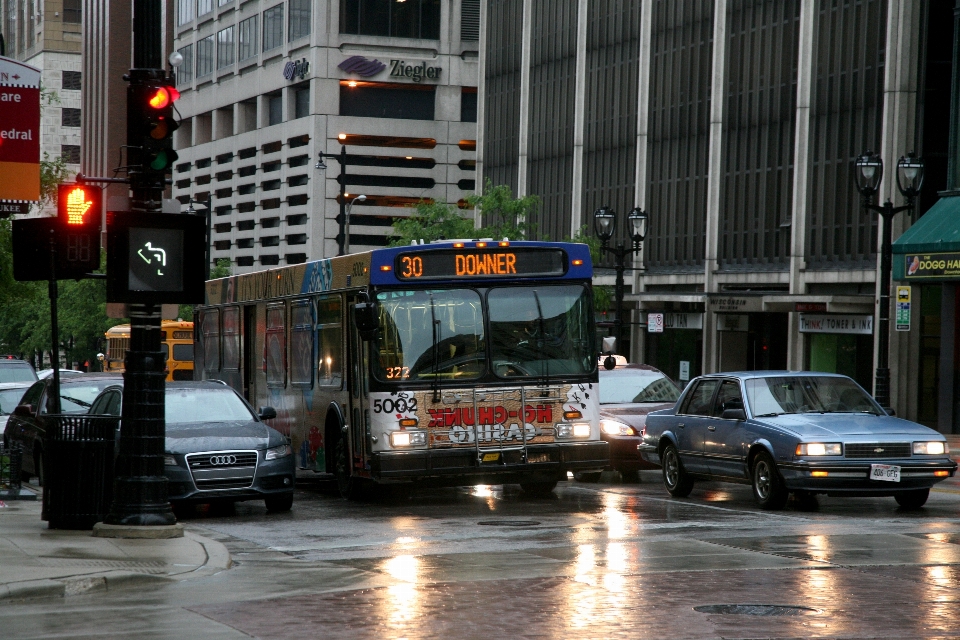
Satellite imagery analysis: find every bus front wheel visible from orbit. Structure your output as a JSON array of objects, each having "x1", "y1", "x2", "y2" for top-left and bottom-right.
[{"x1": 335, "y1": 437, "x2": 364, "y2": 500}]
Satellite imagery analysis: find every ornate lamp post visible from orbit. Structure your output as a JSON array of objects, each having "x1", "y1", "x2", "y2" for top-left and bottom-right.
[
  {"x1": 594, "y1": 205, "x2": 648, "y2": 353},
  {"x1": 853, "y1": 151, "x2": 925, "y2": 410}
]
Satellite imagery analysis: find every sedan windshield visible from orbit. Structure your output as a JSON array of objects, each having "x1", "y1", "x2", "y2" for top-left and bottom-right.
[
  {"x1": 488, "y1": 285, "x2": 594, "y2": 378},
  {"x1": 745, "y1": 376, "x2": 882, "y2": 416},
  {"x1": 0, "y1": 388, "x2": 27, "y2": 414},
  {"x1": 600, "y1": 370, "x2": 681, "y2": 404},
  {"x1": 165, "y1": 387, "x2": 255, "y2": 424},
  {"x1": 0, "y1": 364, "x2": 36, "y2": 384}
]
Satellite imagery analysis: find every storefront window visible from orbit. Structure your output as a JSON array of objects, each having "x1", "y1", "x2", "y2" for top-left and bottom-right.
[{"x1": 917, "y1": 285, "x2": 942, "y2": 426}]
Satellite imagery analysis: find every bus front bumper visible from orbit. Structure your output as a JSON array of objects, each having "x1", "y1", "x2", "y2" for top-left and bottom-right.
[{"x1": 371, "y1": 441, "x2": 609, "y2": 481}]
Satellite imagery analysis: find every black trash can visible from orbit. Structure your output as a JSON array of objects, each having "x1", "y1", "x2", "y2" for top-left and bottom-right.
[
  {"x1": 0, "y1": 441, "x2": 23, "y2": 500},
  {"x1": 42, "y1": 415, "x2": 118, "y2": 529}
]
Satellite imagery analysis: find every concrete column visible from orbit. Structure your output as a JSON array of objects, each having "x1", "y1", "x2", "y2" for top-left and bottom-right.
[
  {"x1": 476, "y1": 0, "x2": 488, "y2": 227},
  {"x1": 569, "y1": 0, "x2": 589, "y2": 237},
  {"x1": 878, "y1": 0, "x2": 922, "y2": 416},
  {"x1": 632, "y1": 0, "x2": 655, "y2": 295},
  {"x1": 786, "y1": 0, "x2": 818, "y2": 371},
  {"x1": 702, "y1": 0, "x2": 729, "y2": 374},
  {"x1": 516, "y1": 0, "x2": 533, "y2": 196}
]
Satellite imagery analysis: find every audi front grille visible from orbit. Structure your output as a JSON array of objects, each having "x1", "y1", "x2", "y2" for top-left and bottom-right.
[{"x1": 185, "y1": 450, "x2": 258, "y2": 491}]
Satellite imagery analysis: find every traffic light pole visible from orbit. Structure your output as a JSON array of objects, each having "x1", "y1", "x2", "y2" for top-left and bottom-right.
[
  {"x1": 103, "y1": 0, "x2": 176, "y2": 528},
  {"x1": 47, "y1": 229, "x2": 61, "y2": 415}
]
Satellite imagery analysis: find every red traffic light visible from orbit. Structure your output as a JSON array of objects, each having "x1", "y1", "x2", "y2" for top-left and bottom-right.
[{"x1": 147, "y1": 86, "x2": 180, "y2": 109}]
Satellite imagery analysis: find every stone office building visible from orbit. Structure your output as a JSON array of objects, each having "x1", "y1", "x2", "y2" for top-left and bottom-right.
[
  {"x1": 171, "y1": 0, "x2": 480, "y2": 271},
  {"x1": 479, "y1": 0, "x2": 957, "y2": 429}
]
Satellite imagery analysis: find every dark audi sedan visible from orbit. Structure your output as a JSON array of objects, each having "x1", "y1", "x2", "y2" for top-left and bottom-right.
[
  {"x1": 639, "y1": 372, "x2": 957, "y2": 510},
  {"x1": 89, "y1": 381, "x2": 295, "y2": 512}
]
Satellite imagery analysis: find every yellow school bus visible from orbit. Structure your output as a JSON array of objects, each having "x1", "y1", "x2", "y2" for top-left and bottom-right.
[{"x1": 102, "y1": 320, "x2": 194, "y2": 381}]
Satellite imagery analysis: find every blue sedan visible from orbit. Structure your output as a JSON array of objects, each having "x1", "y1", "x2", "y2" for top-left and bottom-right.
[{"x1": 638, "y1": 372, "x2": 957, "y2": 510}]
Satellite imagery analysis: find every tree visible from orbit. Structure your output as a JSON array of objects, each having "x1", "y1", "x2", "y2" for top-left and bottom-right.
[
  {"x1": 389, "y1": 200, "x2": 476, "y2": 246},
  {"x1": 465, "y1": 178, "x2": 541, "y2": 240}
]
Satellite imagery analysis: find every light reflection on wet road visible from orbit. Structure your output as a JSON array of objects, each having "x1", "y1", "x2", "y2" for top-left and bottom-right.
[{"x1": 3, "y1": 472, "x2": 960, "y2": 638}]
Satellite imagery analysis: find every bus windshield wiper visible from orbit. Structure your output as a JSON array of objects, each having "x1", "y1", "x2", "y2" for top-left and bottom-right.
[
  {"x1": 532, "y1": 290, "x2": 548, "y2": 391},
  {"x1": 429, "y1": 293, "x2": 441, "y2": 402}
]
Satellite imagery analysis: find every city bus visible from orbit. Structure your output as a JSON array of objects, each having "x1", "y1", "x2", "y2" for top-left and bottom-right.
[
  {"x1": 194, "y1": 240, "x2": 608, "y2": 497},
  {"x1": 101, "y1": 320, "x2": 195, "y2": 381}
]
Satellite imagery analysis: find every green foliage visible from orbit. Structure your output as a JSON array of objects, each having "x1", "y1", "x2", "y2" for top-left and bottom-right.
[
  {"x1": 37, "y1": 153, "x2": 72, "y2": 212},
  {"x1": 566, "y1": 224, "x2": 602, "y2": 264},
  {"x1": 592, "y1": 285, "x2": 612, "y2": 314},
  {"x1": 389, "y1": 200, "x2": 476, "y2": 246},
  {"x1": 465, "y1": 178, "x2": 541, "y2": 240}
]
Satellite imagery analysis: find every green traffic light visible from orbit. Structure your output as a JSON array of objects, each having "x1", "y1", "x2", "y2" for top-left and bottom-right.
[{"x1": 149, "y1": 149, "x2": 179, "y2": 171}]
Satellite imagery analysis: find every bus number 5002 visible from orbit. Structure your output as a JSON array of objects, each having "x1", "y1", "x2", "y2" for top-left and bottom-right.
[{"x1": 401, "y1": 256, "x2": 423, "y2": 278}]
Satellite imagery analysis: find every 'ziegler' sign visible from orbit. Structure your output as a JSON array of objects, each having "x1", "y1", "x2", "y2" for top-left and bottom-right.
[{"x1": 389, "y1": 59, "x2": 441, "y2": 82}]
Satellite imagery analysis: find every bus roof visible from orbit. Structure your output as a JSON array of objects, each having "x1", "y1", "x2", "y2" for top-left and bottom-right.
[{"x1": 202, "y1": 241, "x2": 593, "y2": 306}]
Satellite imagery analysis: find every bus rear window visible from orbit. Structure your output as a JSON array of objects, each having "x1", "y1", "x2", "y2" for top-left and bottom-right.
[{"x1": 173, "y1": 344, "x2": 194, "y2": 361}]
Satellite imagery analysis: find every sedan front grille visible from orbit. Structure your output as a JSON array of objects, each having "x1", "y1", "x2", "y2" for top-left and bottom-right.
[
  {"x1": 844, "y1": 442, "x2": 911, "y2": 459},
  {"x1": 185, "y1": 450, "x2": 258, "y2": 492}
]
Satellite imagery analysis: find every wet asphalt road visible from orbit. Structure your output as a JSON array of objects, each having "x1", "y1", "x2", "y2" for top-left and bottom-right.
[{"x1": 4, "y1": 471, "x2": 960, "y2": 639}]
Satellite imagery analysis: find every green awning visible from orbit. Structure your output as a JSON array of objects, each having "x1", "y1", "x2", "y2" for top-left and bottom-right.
[
  {"x1": 893, "y1": 195, "x2": 960, "y2": 281},
  {"x1": 893, "y1": 195, "x2": 960, "y2": 254}
]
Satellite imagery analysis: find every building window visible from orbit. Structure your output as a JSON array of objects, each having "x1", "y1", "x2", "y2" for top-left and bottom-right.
[
  {"x1": 236, "y1": 256, "x2": 254, "y2": 266},
  {"x1": 261, "y1": 255, "x2": 281, "y2": 266},
  {"x1": 61, "y1": 108, "x2": 81, "y2": 128},
  {"x1": 62, "y1": 71, "x2": 81, "y2": 91},
  {"x1": 286, "y1": 233, "x2": 307, "y2": 245},
  {"x1": 219, "y1": 0, "x2": 233, "y2": 6},
  {"x1": 197, "y1": 0, "x2": 213, "y2": 19},
  {"x1": 177, "y1": 0, "x2": 194, "y2": 25},
  {"x1": 289, "y1": 0, "x2": 311, "y2": 41},
  {"x1": 177, "y1": 45, "x2": 194, "y2": 86},
  {"x1": 294, "y1": 85, "x2": 309, "y2": 118},
  {"x1": 461, "y1": 0, "x2": 480, "y2": 41},
  {"x1": 239, "y1": 15, "x2": 258, "y2": 62},
  {"x1": 263, "y1": 4, "x2": 284, "y2": 52},
  {"x1": 217, "y1": 26, "x2": 235, "y2": 69},
  {"x1": 340, "y1": 0, "x2": 440, "y2": 40},
  {"x1": 63, "y1": 0, "x2": 81, "y2": 24},
  {"x1": 267, "y1": 93, "x2": 282, "y2": 125},
  {"x1": 61, "y1": 145, "x2": 81, "y2": 164},
  {"x1": 340, "y1": 82, "x2": 435, "y2": 121},
  {"x1": 197, "y1": 36, "x2": 214, "y2": 78},
  {"x1": 461, "y1": 87, "x2": 477, "y2": 122}
]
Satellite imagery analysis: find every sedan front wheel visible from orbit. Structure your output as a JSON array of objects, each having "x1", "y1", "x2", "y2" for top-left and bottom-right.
[
  {"x1": 751, "y1": 451, "x2": 788, "y2": 510},
  {"x1": 661, "y1": 444, "x2": 694, "y2": 497}
]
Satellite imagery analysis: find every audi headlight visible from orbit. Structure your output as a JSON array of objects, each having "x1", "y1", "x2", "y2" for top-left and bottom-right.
[
  {"x1": 556, "y1": 423, "x2": 592, "y2": 439},
  {"x1": 265, "y1": 443, "x2": 293, "y2": 460},
  {"x1": 913, "y1": 441, "x2": 948, "y2": 455},
  {"x1": 600, "y1": 419, "x2": 636, "y2": 436},
  {"x1": 796, "y1": 442, "x2": 842, "y2": 456},
  {"x1": 390, "y1": 430, "x2": 426, "y2": 448},
  {"x1": 163, "y1": 454, "x2": 178, "y2": 467}
]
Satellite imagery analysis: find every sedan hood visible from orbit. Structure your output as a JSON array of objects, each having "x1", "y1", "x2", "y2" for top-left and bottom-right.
[
  {"x1": 164, "y1": 421, "x2": 273, "y2": 455},
  {"x1": 601, "y1": 403, "x2": 675, "y2": 430},
  {"x1": 760, "y1": 413, "x2": 942, "y2": 439}
]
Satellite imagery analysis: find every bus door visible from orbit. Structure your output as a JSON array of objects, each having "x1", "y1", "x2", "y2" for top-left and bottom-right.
[
  {"x1": 243, "y1": 305, "x2": 257, "y2": 402},
  {"x1": 348, "y1": 294, "x2": 371, "y2": 475}
]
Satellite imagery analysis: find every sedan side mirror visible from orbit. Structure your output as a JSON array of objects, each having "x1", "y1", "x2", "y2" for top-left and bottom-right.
[
  {"x1": 12, "y1": 404, "x2": 34, "y2": 418},
  {"x1": 721, "y1": 408, "x2": 747, "y2": 421},
  {"x1": 885, "y1": 407, "x2": 896, "y2": 416},
  {"x1": 259, "y1": 406, "x2": 277, "y2": 420}
]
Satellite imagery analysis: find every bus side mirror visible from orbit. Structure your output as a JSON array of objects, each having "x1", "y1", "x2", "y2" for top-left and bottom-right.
[{"x1": 354, "y1": 302, "x2": 379, "y2": 340}]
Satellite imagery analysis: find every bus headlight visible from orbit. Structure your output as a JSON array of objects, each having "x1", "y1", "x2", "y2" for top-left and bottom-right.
[
  {"x1": 556, "y1": 423, "x2": 592, "y2": 439},
  {"x1": 390, "y1": 430, "x2": 427, "y2": 448},
  {"x1": 913, "y1": 441, "x2": 947, "y2": 455}
]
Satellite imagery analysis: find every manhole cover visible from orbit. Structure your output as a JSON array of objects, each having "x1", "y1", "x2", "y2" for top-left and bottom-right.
[
  {"x1": 694, "y1": 604, "x2": 822, "y2": 616},
  {"x1": 477, "y1": 520, "x2": 541, "y2": 527}
]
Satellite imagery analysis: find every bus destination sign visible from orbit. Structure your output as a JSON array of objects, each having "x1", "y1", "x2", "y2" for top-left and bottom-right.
[{"x1": 396, "y1": 248, "x2": 567, "y2": 280}]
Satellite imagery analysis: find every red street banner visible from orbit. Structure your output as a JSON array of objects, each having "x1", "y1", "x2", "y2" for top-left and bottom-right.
[{"x1": 0, "y1": 56, "x2": 41, "y2": 203}]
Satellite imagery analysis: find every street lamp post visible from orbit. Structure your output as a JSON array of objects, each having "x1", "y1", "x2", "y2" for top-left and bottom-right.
[
  {"x1": 853, "y1": 151, "x2": 925, "y2": 410},
  {"x1": 343, "y1": 194, "x2": 367, "y2": 255},
  {"x1": 594, "y1": 205, "x2": 649, "y2": 354}
]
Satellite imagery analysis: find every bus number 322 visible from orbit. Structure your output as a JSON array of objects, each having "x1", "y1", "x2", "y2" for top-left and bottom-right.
[{"x1": 373, "y1": 396, "x2": 417, "y2": 413}]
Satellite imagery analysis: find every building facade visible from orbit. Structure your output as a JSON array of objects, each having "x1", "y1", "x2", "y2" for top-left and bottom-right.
[
  {"x1": 2, "y1": 0, "x2": 84, "y2": 212},
  {"x1": 480, "y1": 0, "x2": 957, "y2": 430},
  {"x1": 171, "y1": 0, "x2": 480, "y2": 271}
]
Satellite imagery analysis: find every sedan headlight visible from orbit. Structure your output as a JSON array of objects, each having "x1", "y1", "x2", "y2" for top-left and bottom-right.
[
  {"x1": 390, "y1": 430, "x2": 427, "y2": 448},
  {"x1": 265, "y1": 443, "x2": 293, "y2": 460},
  {"x1": 600, "y1": 419, "x2": 636, "y2": 436},
  {"x1": 913, "y1": 441, "x2": 948, "y2": 455},
  {"x1": 163, "y1": 454, "x2": 178, "y2": 467},
  {"x1": 796, "y1": 442, "x2": 842, "y2": 456}
]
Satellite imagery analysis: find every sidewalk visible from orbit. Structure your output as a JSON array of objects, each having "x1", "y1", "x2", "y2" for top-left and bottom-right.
[{"x1": 0, "y1": 487, "x2": 231, "y2": 602}]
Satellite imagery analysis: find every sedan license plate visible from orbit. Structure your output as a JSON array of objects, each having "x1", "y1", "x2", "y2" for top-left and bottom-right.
[{"x1": 870, "y1": 464, "x2": 901, "y2": 482}]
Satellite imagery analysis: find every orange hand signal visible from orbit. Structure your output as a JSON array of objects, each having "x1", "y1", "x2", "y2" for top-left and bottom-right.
[{"x1": 66, "y1": 187, "x2": 92, "y2": 225}]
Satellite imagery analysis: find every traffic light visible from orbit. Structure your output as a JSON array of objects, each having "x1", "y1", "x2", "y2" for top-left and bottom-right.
[
  {"x1": 55, "y1": 184, "x2": 102, "y2": 277},
  {"x1": 128, "y1": 79, "x2": 180, "y2": 191}
]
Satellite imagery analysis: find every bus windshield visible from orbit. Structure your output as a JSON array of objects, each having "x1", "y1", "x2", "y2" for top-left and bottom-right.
[
  {"x1": 376, "y1": 289, "x2": 486, "y2": 381},
  {"x1": 488, "y1": 284, "x2": 594, "y2": 378}
]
